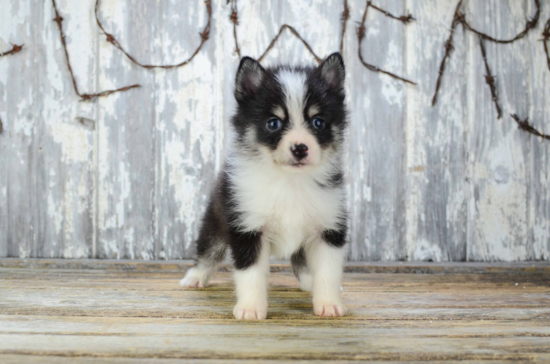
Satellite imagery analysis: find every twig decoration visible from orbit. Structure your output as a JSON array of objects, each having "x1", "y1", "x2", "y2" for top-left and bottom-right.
[
  {"x1": 432, "y1": 0, "x2": 463, "y2": 106},
  {"x1": 479, "y1": 37, "x2": 502, "y2": 119},
  {"x1": 258, "y1": 25, "x2": 322, "y2": 63},
  {"x1": 228, "y1": 1, "x2": 321, "y2": 64},
  {"x1": 511, "y1": 114, "x2": 550, "y2": 140},
  {"x1": 432, "y1": 0, "x2": 541, "y2": 106},
  {"x1": 356, "y1": 1, "x2": 416, "y2": 85},
  {"x1": 460, "y1": 0, "x2": 540, "y2": 44},
  {"x1": 95, "y1": 0, "x2": 212, "y2": 69},
  {"x1": 340, "y1": 0, "x2": 350, "y2": 53},
  {"x1": 0, "y1": 44, "x2": 24, "y2": 58},
  {"x1": 543, "y1": 18, "x2": 550, "y2": 70},
  {"x1": 51, "y1": 0, "x2": 140, "y2": 101},
  {"x1": 229, "y1": 0, "x2": 241, "y2": 58},
  {"x1": 432, "y1": 0, "x2": 548, "y2": 141}
]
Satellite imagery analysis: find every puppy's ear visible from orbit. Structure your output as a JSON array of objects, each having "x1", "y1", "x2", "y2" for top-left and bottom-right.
[
  {"x1": 235, "y1": 57, "x2": 266, "y2": 102},
  {"x1": 318, "y1": 52, "x2": 345, "y2": 91}
]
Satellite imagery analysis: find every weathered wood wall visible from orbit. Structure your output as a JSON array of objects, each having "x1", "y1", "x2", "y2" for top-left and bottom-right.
[{"x1": 0, "y1": 0, "x2": 549, "y2": 261}]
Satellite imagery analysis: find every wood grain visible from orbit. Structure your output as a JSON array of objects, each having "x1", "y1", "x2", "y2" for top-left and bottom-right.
[
  {"x1": 466, "y1": 0, "x2": 531, "y2": 261},
  {"x1": 405, "y1": 0, "x2": 468, "y2": 262},
  {"x1": 346, "y1": 0, "x2": 408, "y2": 261},
  {"x1": 0, "y1": 265, "x2": 549, "y2": 362}
]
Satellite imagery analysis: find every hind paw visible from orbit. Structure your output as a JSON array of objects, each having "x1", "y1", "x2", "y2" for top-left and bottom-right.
[{"x1": 179, "y1": 267, "x2": 209, "y2": 288}]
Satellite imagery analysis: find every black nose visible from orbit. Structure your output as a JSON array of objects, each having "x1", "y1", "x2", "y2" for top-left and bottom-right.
[{"x1": 291, "y1": 143, "x2": 308, "y2": 160}]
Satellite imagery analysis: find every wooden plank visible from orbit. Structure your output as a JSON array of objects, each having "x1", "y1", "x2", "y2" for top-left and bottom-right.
[
  {"x1": 36, "y1": 0, "x2": 96, "y2": 258},
  {"x1": 526, "y1": 5, "x2": 550, "y2": 260},
  {"x1": 0, "y1": 319, "x2": 550, "y2": 361},
  {"x1": 345, "y1": 0, "x2": 408, "y2": 261},
  {"x1": 0, "y1": 0, "x2": 36, "y2": 257},
  {"x1": 405, "y1": 0, "x2": 468, "y2": 262},
  {"x1": 1, "y1": 258, "x2": 549, "y2": 274},
  {"x1": 154, "y1": 0, "x2": 221, "y2": 259},
  {"x1": 0, "y1": 268, "x2": 549, "y2": 361},
  {"x1": 5, "y1": 356, "x2": 454, "y2": 364},
  {"x1": 95, "y1": 1, "x2": 158, "y2": 259},
  {"x1": 1, "y1": 269, "x2": 549, "y2": 320},
  {"x1": 466, "y1": 0, "x2": 532, "y2": 261},
  {"x1": 0, "y1": 0, "x2": 96, "y2": 258}
]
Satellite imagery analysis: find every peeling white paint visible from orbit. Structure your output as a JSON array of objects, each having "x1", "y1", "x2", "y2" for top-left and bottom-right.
[{"x1": 410, "y1": 239, "x2": 444, "y2": 262}]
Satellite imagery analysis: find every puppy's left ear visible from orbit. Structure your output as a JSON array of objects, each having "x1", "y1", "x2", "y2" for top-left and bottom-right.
[{"x1": 318, "y1": 52, "x2": 345, "y2": 91}]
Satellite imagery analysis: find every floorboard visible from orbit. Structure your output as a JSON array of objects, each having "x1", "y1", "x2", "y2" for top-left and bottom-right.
[{"x1": 1, "y1": 261, "x2": 549, "y2": 362}]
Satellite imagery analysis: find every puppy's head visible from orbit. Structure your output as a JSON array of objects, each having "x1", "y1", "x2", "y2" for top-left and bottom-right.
[{"x1": 232, "y1": 53, "x2": 347, "y2": 173}]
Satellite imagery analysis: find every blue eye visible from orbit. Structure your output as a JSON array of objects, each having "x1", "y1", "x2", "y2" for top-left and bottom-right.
[
  {"x1": 266, "y1": 117, "x2": 282, "y2": 131},
  {"x1": 312, "y1": 118, "x2": 325, "y2": 130}
]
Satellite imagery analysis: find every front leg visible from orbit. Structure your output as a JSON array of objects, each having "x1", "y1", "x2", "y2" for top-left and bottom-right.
[
  {"x1": 230, "y1": 230, "x2": 270, "y2": 320},
  {"x1": 307, "y1": 229, "x2": 347, "y2": 317}
]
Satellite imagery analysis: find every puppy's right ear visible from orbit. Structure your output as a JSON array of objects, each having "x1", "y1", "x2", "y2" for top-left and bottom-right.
[{"x1": 235, "y1": 57, "x2": 266, "y2": 102}]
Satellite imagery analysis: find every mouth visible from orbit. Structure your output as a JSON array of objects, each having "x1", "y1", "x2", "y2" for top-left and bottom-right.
[{"x1": 272, "y1": 159, "x2": 311, "y2": 169}]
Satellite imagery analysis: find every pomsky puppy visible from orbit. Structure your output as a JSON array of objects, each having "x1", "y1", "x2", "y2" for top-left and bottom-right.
[{"x1": 180, "y1": 52, "x2": 348, "y2": 320}]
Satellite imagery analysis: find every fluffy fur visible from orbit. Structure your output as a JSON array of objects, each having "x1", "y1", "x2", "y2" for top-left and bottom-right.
[{"x1": 180, "y1": 53, "x2": 348, "y2": 320}]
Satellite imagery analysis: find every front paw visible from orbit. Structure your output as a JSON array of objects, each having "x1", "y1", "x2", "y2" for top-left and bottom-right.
[
  {"x1": 314, "y1": 302, "x2": 347, "y2": 317},
  {"x1": 233, "y1": 302, "x2": 268, "y2": 320}
]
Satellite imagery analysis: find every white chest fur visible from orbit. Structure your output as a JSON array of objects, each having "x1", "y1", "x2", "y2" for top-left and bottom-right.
[{"x1": 229, "y1": 157, "x2": 344, "y2": 259}]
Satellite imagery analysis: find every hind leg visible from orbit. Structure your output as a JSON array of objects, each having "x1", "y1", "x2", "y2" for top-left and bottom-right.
[
  {"x1": 180, "y1": 204, "x2": 226, "y2": 288},
  {"x1": 180, "y1": 250, "x2": 223, "y2": 288},
  {"x1": 291, "y1": 247, "x2": 313, "y2": 292}
]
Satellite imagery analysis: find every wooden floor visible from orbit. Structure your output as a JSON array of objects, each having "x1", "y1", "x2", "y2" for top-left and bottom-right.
[{"x1": 1, "y1": 260, "x2": 549, "y2": 363}]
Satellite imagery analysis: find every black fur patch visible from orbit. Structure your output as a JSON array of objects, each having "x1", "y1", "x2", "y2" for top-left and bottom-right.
[
  {"x1": 322, "y1": 223, "x2": 347, "y2": 248},
  {"x1": 195, "y1": 201, "x2": 226, "y2": 263},
  {"x1": 290, "y1": 247, "x2": 307, "y2": 278},
  {"x1": 316, "y1": 171, "x2": 344, "y2": 189},
  {"x1": 229, "y1": 229, "x2": 263, "y2": 270},
  {"x1": 303, "y1": 64, "x2": 347, "y2": 148}
]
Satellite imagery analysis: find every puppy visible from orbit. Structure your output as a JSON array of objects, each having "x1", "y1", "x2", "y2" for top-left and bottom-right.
[{"x1": 180, "y1": 53, "x2": 348, "y2": 320}]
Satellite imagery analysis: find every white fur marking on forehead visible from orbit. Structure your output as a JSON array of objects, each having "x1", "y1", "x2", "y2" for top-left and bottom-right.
[{"x1": 276, "y1": 70, "x2": 307, "y2": 126}]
